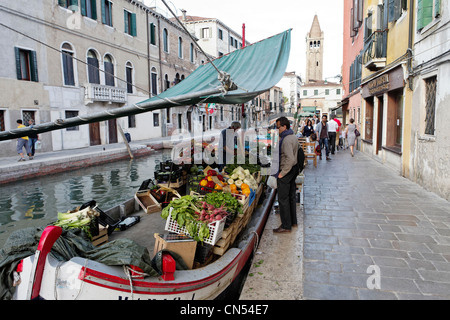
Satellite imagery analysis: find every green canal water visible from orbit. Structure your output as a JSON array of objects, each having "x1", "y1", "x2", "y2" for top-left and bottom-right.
[{"x1": 0, "y1": 149, "x2": 173, "y2": 238}]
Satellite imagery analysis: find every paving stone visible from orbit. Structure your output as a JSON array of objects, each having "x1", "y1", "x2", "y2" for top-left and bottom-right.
[
  {"x1": 372, "y1": 256, "x2": 409, "y2": 268},
  {"x1": 364, "y1": 247, "x2": 410, "y2": 259},
  {"x1": 357, "y1": 289, "x2": 398, "y2": 300},
  {"x1": 299, "y1": 151, "x2": 450, "y2": 300},
  {"x1": 303, "y1": 282, "x2": 359, "y2": 300}
]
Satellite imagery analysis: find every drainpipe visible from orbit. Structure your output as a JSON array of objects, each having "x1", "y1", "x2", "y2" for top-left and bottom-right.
[
  {"x1": 407, "y1": 0, "x2": 414, "y2": 90},
  {"x1": 147, "y1": 12, "x2": 151, "y2": 98},
  {"x1": 241, "y1": 23, "x2": 246, "y2": 129},
  {"x1": 157, "y1": 16, "x2": 166, "y2": 137}
]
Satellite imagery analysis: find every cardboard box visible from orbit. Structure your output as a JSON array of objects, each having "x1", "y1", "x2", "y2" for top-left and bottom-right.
[{"x1": 153, "y1": 233, "x2": 197, "y2": 270}]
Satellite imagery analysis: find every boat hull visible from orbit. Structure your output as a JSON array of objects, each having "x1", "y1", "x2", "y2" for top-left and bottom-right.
[{"x1": 12, "y1": 188, "x2": 275, "y2": 300}]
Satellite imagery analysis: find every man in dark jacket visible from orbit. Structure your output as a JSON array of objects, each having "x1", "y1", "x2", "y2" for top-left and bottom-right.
[
  {"x1": 273, "y1": 117, "x2": 299, "y2": 233},
  {"x1": 218, "y1": 121, "x2": 241, "y2": 171}
]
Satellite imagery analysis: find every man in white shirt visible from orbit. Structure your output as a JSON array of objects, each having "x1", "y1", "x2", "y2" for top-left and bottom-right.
[{"x1": 328, "y1": 115, "x2": 339, "y2": 155}]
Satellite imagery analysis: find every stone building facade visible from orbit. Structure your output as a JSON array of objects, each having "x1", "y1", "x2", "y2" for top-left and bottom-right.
[{"x1": 0, "y1": 0, "x2": 215, "y2": 157}]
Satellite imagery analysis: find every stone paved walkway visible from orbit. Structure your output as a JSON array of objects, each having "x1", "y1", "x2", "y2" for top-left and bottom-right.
[{"x1": 302, "y1": 149, "x2": 450, "y2": 300}]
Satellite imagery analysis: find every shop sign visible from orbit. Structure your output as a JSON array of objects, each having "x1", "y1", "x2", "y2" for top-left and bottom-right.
[{"x1": 368, "y1": 74, "x2": 390, "y2": 96}]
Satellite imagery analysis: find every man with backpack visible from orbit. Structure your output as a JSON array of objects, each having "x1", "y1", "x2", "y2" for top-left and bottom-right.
[{"x1": 273, "y1": 117, "x2": 304, "y2": 234}]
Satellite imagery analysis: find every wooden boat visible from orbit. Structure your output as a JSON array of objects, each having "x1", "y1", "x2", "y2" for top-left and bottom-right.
[{"x1": 11, "y1": 182, "x2": 275, "y2": 300}]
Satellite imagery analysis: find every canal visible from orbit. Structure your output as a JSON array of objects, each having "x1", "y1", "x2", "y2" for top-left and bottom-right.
[{"x1": 0, "y1": 149, "x2": 173, "y2": 235}]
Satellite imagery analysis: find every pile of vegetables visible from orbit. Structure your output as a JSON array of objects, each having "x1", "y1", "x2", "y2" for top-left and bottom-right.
[
  {"x1": 199, "y1": 169, "x2": 226, "y2": 193},
  {"x1": 161, "y1": 194, "x2": 241, "y2": 242},
  {"x1": 53, "y1": 206, "x2": 99, "y2": 239},
  {"x1": 225, "y1": 163, "x2": 260, "y2": 175},
  {"x1": 204, "y1": 192, "x2": 243, "y2": 217},
  {"x1": 227, "y1": 166, "x2": 258, "y2": 195}
]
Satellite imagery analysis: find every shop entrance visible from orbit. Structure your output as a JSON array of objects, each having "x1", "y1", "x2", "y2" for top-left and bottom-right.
[{"x1": 376, "y1": 96, "x2": 384, "y2": 154}]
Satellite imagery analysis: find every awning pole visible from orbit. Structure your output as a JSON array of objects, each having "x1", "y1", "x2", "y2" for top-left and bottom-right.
[{"x1": 0, "y1": 87, "x2": 231, "y2": 142}]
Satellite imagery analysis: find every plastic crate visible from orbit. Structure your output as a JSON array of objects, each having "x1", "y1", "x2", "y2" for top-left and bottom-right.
[
  {"x1": 165, "y1": 209, "x2": 226, "y2": 246},
  {"x1": 79, "y1": 200, "x2": 121, "y2": 236}
]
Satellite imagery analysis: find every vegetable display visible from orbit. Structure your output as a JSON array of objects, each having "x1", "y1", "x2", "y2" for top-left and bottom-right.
[
  {"x1": 228, "y1": 166, "x2": 258, "y2": 192},
  {"x1": 204, "y1": 192, "x2": 242, "y2": 216},
  {"x1": 161, "y1": 194, "x2": 242, "y2": 242},
  {"x1": 53, "y1": 206, "x2": 99, "y2": 239}
]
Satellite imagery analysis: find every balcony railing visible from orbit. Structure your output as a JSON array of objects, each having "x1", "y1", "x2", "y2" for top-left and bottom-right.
[
  {"x1": 85, "y1": 83, "x2": 127, "y2": 104},
  {"x1": 363, "y1": 30, "x2": 387, "y2": 71}
]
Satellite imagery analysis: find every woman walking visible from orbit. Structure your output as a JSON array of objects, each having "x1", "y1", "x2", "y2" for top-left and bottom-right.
[
  {"x1": 345, "y1": 118, "x2": 358, "y2": 157},
  {"x1": 302, "y1": 119, "x2": 314, "y2": 138}
]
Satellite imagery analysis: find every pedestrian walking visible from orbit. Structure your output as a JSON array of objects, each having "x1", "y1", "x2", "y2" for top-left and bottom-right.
[
  {"x1": 313, "y1": 114, "x2": 319, "y2": 125},
  {"x1": 273, "y1": 117, "x2": 299, "y2": 234},
  {"x1": 302, "y1": 119, "x2": 315, "y2": 139},
  {"x1": 339, "y1": 126, "x2": 345, "y2": 150},
  {"x1": 345, "y1": 118, "x2": 359, "y2": 157},
  {"x1": 327, "y1": 115, "x2": 339, "y2": 155},
  {"x1": 27, "y1": 119, "x2": 38, "y2": 158},
  {"x1": 316, "y1": 115, "x2": 331, "y2": 161},
  {"x1": 333, "y1": 116, "x2": 342, "y2": 150},
  {"x1": 16, "y1": 120, "x2": 32, "y2": 161}
]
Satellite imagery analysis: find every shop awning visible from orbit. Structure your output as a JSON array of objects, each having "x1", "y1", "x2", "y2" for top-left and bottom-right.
[{"x1": 0, "y1": 30, "x2": 291, "y2": 141}]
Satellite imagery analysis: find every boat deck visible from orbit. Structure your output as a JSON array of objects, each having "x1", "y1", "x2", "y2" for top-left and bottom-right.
[{"x1": 108, "y1": 209, "x2": 166, "y2": 258}]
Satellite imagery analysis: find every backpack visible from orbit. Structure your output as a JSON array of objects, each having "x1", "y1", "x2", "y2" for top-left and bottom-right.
[{"x1": 297, "y1": 144, "x2": 305, "y2": 174}]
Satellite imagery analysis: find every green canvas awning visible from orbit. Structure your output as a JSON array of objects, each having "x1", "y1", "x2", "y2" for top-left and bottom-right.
[
  {"x1": 0, "y1": 30, "x2": 291, "y2": 141},
  {"x1": 137, "y1": 29, "x2": 291, "y2": 107},
  {"x1": 302, "y1": 107, "x2": 317, "y2": 113}
]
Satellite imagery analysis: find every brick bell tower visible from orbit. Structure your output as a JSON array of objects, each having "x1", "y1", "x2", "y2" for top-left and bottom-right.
[{"x1": 305, "y1": 15, "x2": 324, "y2": 83}]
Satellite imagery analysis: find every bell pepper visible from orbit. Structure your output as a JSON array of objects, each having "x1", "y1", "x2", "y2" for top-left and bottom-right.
[
  {"x1": 206, "y1": 181, "x2": 215, "y2": 189},
  {"x1": 207, "y1": 170, "x2": 217, "y2": 176},
  {"x1": 217, "y1": 175, "x2": 224, "y2": 181},
  {"x1": 200, "y1": 179, "x2": 208, "y2": 187},
  {"x1": 214, "y1": 184, "x2": 223, "y2": 191}
]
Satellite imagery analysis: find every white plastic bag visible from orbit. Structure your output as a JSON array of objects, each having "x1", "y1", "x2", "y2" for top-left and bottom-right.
[{"x1": 267, "y1": 175, "x2": 277, "y2": 189}]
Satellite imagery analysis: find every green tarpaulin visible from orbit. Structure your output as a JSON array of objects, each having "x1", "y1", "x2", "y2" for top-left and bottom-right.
[
  {"x1": 138, "y1": 29, "x2": 292, "y2": 107},
  {"x1": 0, "y1": 30, "x2": 291, "y2": 141}
]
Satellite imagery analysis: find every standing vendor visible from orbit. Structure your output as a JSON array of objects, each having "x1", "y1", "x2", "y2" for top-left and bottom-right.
[{"x1": 218, "y1": 121, "x2": 241, "y2": 172}]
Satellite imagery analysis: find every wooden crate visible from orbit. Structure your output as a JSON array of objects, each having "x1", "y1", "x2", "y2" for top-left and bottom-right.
[
  {"x1": 157, "y1": 178, "x2": 185, "y2": 189},
  {"x1": 135, "y1": 190, "x2": 161, "y2": 214},
  {"x1": 153, "y1": 233, "x2": 197, "y2": 270},
  {"x1": 92, "y1": 226, "x2": 108, "y2": 247}
]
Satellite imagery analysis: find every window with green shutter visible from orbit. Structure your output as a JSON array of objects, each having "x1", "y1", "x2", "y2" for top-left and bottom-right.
[
  {"x1": 14, "y1": 47, "x2": 38, "y2": 82},
  {"x1": 434, "y1": 0, "x2": 441, "y2": 17},
  {"x1": 417, "y1": 0, "x2": 438, "y2": 31},
  {"x1": 81, "y1": 0, "x2": 97, "y2": 20},
  {"x1": 101, "y1": 0, "x2": 113, "y2": 27},
  {"x1": 59, "y1": 0, "x2": 79, "y2": 11},
  {"x1": 150, "y1": 23, "x2": 156, "y2": 45},
  {"x1": 124, "y1": 10, "x2": 137, "y2": 36}
]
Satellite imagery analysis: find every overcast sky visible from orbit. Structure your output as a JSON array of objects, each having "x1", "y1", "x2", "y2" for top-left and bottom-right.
[{"x1": 144, "y1": 0, "x2": 344, "y2": 81}]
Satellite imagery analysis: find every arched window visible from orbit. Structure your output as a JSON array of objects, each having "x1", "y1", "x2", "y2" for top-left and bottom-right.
[
  {"x1": 61, "y1": 42, "x2": 75, "y2": 86},
  {"x1": 104, "y1": 54, "x2": 115, "y2": 86},
  {"x1": 190, "y1": 43, "x2": 194, "y2": 63},
  {"x1": 163, "y1": 28, "x2": 169, "y2": 53},
  {"x1": 87, "y1": 49, "x2": 100, "y2": 84},
  {"x1": 175, "y1": 73, "x2": 180, "y2": 85},
  {"x1": 178, "y1": 37, "x2": 183, "y2": 59},
  {"x1": 151, "y1": 67, "x2": 158, "y2": 96},
  {"x1": 126, "y1": 61, "x2": 133, "y2": 94}
]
